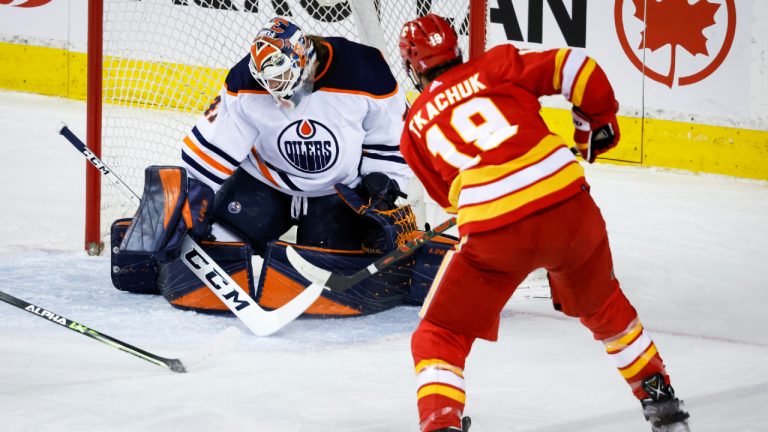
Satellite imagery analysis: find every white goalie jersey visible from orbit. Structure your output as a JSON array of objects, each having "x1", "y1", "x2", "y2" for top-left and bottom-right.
[{"x1": 181, "y1": 37, "x2": 413, "y2": 198}]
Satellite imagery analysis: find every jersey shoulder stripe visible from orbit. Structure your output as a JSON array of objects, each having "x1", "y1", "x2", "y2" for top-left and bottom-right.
[
  {"x1": 316, "y1": 37, "x2": 398, "y2": 97},
  {"x1": 182, "y1": 151, "x2": 226, "y2": 185},
  {"x1": 191, "y1": 126, "x2": 240, "y2": 166}
]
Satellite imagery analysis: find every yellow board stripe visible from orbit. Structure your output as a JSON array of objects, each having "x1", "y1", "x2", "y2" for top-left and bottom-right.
[
  {"x1": 3, "y1": 42, "x2": 767, "y2": 181},
  {"x1": 571, "y1": 58, "x2": 596, "y2": 106},
  {"x1": 102, "y1": 56, "x2": 227, "y2": 112},
  {"x1": 619, "y1": 343, "x2": 658, "y2": 379},
  {"x1": 417, "y1": 384, "x2": 466, "y2": 404}
]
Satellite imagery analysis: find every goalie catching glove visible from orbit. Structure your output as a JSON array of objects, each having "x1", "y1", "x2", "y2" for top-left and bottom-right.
[
  {"x1": 571, "y1": 105, "x2": 620, "y2": 163},
  {"x1": 336, "y1": 173, "x2": 418, "y2": 254}
]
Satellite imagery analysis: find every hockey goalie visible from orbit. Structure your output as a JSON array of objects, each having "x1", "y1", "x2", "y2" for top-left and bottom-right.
[{"x1": 107, "y1": 17, "x2": 456, "y2": 318}]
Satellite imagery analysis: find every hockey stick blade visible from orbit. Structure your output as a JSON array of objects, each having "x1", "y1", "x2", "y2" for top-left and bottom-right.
[
  {"x1": 286, "y1": 217, "x2": 457, "y2": 291},
  {"x1": 180, "y1": 236, "x2": 325, "y2": 336},
  {"x1": 58, "y1": 124, "x2": 324, "y2": 336},
  {"x1": 0, "y1": 290, "x2": 238, "y2": 373}
]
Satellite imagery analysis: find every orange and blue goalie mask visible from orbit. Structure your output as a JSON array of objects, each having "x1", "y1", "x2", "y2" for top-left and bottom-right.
[{"x1": 249, "y1": 17, "x2": 316, "y2": 107}]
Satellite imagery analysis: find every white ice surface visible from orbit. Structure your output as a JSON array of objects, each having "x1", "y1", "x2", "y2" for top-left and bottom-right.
[{"x1": 1, "y1": 91, "x2": 767, "y2": 431}]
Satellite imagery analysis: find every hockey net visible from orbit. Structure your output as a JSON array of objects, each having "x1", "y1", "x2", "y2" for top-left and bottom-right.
[{"x1": 87, "y1": 0, "x2": 485, "y2": 254}]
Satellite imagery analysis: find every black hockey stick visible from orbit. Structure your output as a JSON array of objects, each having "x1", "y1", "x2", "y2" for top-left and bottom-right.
[
  {"x1": 58, "y1": 124, "x2": 324, "y2": 336},
  {"x1": 286, "y1": 217, "x2": 457, "y2": 292},
  {"x1": 0, "y1": 289, "x2": 240, "y2": 373}
]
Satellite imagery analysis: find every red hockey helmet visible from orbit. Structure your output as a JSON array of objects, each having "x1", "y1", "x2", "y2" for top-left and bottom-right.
[{"x1": 399, "y1": 14, "x2": 461, "y2": 90}]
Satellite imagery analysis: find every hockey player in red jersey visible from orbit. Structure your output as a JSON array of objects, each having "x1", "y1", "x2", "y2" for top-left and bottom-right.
[{"x1": 398, "y1": 14, "x2": 690, "y2": 432}]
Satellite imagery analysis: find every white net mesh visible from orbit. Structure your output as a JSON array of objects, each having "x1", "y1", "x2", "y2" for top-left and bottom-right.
[{"x1": 99, "y1": 0, "x2": 472, "y2": 244}]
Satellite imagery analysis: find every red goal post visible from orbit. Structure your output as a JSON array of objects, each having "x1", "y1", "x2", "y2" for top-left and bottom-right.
[{"x1": 85, "y1": 0, "x2": 487, "y2": 255}]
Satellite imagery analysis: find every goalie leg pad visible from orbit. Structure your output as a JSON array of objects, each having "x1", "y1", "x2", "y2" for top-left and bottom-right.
[
  {"x1": 110, "y1": 218, "x2": 159, "y2": 295},
  {"x1": 120, "y1": 166, "x2": 214, "y2": 260},
  {"x1": 407, "y1": 233, "x2": 459, "y2": 305},
  {"x1": 257, "y1": 241, "x2": 412, "y2": 317},
  {"x1": 157, "y1": 240, "x2": 255, "y2": 314}
]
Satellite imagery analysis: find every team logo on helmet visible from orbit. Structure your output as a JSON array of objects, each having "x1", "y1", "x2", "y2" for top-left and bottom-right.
[{"x1": 277, "y1": 119, "x2": 339, "y2": 173}]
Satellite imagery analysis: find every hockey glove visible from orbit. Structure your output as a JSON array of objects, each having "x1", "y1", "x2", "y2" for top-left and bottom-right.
[
  {"x1": 355, "y1": 172, "x2": 408, "y2": 211},
  {"x1": 571, "y1": 107, "x2": 620, "y2": 163},
  {"x1": 336, "y1": 182, "x2": 418, "y2": 254}
]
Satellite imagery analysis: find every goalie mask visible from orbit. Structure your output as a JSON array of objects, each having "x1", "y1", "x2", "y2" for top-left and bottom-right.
[
  {"x1": 249, "y1": 17, "x2": 316, "y2": 107},
  {"x1": 399, "y1": 14, "x2": 461, "y2": 91}
]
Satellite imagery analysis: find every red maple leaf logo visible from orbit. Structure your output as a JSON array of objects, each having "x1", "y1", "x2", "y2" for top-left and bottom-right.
[{"x1": 632, "y1": 0, "x2": 720, "y2": 87}]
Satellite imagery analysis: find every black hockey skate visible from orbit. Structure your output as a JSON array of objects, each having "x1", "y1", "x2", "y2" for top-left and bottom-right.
[
  {"x1": 431, "y1": 416, "x2": 471, "y2": 432},
  {"x1": 640, "y1": 373, "x2": 690, "y2": 432}
]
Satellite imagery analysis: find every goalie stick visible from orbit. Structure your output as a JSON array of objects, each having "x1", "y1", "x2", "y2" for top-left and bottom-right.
[
  {"x1": 58, "y1": 124, "x2": 324, "y2": 336},
  {"x1": 286, "y1": 217, "x2": 457, "y2": 292},
  {"x1": 0, "y1": 289, "x2": 240, "y2": 373}
]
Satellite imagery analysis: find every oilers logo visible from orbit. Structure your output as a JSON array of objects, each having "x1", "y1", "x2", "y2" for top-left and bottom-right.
[{"x1": 277, "y1": 119, "x2": 339, "y2": 173}]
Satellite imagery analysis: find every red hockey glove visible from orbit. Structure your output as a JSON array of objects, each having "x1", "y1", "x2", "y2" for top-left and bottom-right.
[{"x1": 571, "y1": 107, "x2": 620, "y2": 163}]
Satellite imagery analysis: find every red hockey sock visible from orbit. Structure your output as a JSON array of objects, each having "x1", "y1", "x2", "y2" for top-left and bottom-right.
[{"x1": 412, "y1": 319, "x2": 474, "y2": 431}]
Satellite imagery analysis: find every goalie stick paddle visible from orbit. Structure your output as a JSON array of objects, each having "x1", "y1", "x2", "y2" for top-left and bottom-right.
[
  {"x1": 0, "y1": 289, "x2": 240, "y2": 373},
  {"x1": 58, "y1": 124, "x2": 324, "y2": 336},
  {"x1": 286, "y1": 217, "x2": 457, "y2": 292}
]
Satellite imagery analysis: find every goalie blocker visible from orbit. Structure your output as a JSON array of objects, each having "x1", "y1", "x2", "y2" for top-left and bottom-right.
[{"x1": 111, "y1": 166, "x2": 457, "y2": 316}]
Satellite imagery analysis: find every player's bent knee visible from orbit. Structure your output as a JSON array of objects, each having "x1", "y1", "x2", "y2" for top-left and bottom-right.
[{"x1": 579, "y1": 286, "x2": 639, "y2": 340}]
